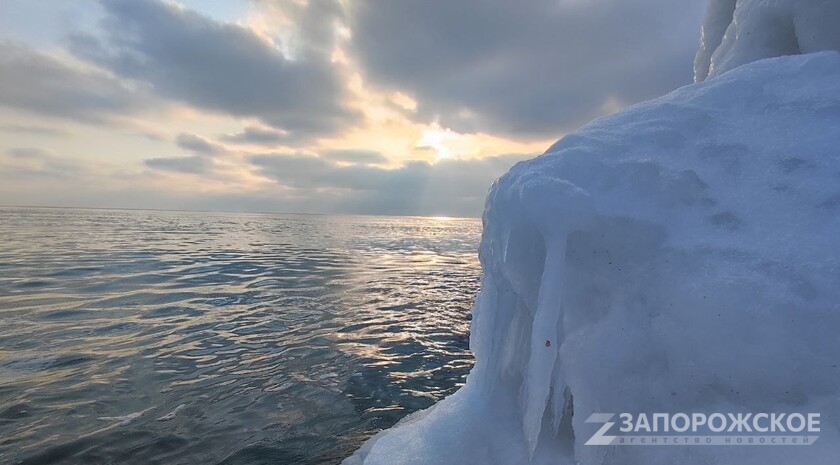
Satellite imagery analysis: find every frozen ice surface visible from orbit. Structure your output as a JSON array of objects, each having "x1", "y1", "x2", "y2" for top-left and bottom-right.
[
  {"x1": 344, "y1": 51, "x2": 840, "y2": 465},
  {"x1": 696, "y1": 0, "x2": 840, "y2": 80}
]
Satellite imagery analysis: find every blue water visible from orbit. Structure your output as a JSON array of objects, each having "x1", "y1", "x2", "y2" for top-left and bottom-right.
[{"x1": 0, "y1": 208, "x2": 480, "y2": 465}]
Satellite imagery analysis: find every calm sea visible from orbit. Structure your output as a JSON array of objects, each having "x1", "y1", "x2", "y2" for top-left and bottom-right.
[{"x1": 0, "y1": 207, "x2": 480, "y2": 465}]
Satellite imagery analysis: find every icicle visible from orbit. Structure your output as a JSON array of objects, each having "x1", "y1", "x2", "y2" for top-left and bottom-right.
[
  {"x1": 517, "y1": 177, "x2": 596, "y2": 459},
  {"x1": 522, "y1": 237, "x2": 567, "y2": 457}
]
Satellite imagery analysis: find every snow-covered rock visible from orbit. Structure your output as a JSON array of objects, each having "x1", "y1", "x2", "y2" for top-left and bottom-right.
[
  {"x1": 344, "y1": 50, "x2": 840, "y2": 465},
  {"x1": 695, "y1": 0, "x2": 840, "y2": 81}
]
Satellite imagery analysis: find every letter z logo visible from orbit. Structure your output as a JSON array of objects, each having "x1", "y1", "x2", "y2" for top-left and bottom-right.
[{"x1": 586, "y1": 413, "x2": 617, "y2": 446}]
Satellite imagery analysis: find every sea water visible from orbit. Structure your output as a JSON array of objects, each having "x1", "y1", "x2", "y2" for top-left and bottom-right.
[{"x1": 0, "y1": 207, "x2": 479, "y2": 465}]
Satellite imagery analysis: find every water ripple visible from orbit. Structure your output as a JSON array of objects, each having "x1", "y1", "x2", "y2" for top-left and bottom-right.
[{"x1": 0, "y1": 208, "x2": 480, "y2": 465}]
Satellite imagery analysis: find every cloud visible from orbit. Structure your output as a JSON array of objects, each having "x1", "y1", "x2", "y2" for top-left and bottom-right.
[
  {"x1": 249, "y1": 152, "x2": 533, "y2": 216},
  {"x1": 247, "y1": 152, "x2": 330, "y2": 188},
  {"x1": 68, "y1": 0, "x2": 359, "y2": 140},
  {"x1": 0, "y1": 40, "x2": 141, "y2": 122},
  {"x1": 0, "y1": 123, "x2": 66, "y2": 136},
  {"x1": 144, "y1": 155, "x2": 214, "y2": 175},
  {"x1": 144, "y1": 133, "x2": 228, "y2": 174},
  {"x1": 347, "y1": 0, "x2": 706, "y2": 138},
  {"x1": 176, "y1": 133, "x2": 225, "y2": 156},
  {"x1": 0, "y1": 0, "x2": 710, "y2": 216},
  {"x1": 319, "y1": 149, "x2": 387, "y2": 165},
  {"x1": 7, "y1": 147, "x2": 55, "y2": 159},
  {"x1": 1, "y1": 146, "x2": 82, "y2": 179},
  {"x1": 220, "y1": 126, "x2": 288, "y2": 146}
]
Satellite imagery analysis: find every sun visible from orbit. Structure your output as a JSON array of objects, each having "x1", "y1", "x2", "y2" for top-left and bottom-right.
[{"x1": 419, "y1": 124, "x2": 458, "y2": 160}]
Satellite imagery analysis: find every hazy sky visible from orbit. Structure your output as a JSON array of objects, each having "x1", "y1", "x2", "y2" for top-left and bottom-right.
[{"x1": 0, "y1": 0, "x2": 706, "y2": 217}]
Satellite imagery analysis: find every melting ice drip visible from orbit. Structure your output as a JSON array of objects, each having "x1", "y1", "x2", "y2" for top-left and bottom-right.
[{"x1": 345, "y1": 2, "x2": 840, "y2": 464}]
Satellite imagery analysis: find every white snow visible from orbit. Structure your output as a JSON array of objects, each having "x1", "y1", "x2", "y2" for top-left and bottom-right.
[
  {"x1": 344, "y1": 50, "x2": 840, "y2": 465},
  {"x1": 696, "y1": 0, "x2": 840, "y2": 80}
]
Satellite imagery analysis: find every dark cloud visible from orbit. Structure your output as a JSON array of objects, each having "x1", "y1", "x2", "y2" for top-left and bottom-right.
[
  {"x1": 347, "y1": 0, "x2": 706, "y2": 138},
  {"x1": 248, "y1": 152, "x2": 331, "y2": 188},
  {"x1": 0, "y1": 40, "x2": 141, "y2": 122},
  {"x1": 145, "y1": 132, "x2": 228, "y2": 174},
  {"x1": 144, "y1": 155, "x2": 214, "y2": 175},
  {"x1": 68, "y1": 0, "x2": 359, "y2": 140},
  {"x1": 7, "y1": 147, "x2": 55, "y2": 159},
  {"x1": 249, "y1": 152, "x2": 532, "y2": 216},
  {"x1": 0, "y1": 0, "x2": 712, "y2": 216},
  {"x1": 220, "y1": 126, "x2": 288, "y2": 146},
  {"x1": 319, "y1": 149, "x2": 387, "y2": 165},
  {"x1": 176, "y1": 133, "x2": 225, "y2": 156}
]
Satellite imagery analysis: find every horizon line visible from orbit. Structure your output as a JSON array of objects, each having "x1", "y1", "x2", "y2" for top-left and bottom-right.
[{"x1": 0, "y1": 203, "x2": 482, "y2": 220}]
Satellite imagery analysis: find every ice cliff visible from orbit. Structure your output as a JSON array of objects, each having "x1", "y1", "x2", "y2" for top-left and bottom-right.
[
  {"x1": 344, "y1": 3, "x2": 840, "y2": 465},
  {"x1": 695, "y1": 0, "x2": 840, "y2": 81}
]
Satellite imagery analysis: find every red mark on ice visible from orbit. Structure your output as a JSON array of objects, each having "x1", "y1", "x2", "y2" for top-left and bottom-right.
[{"x1": 545, "y1": 340, "x2": 551, "y2": 348}]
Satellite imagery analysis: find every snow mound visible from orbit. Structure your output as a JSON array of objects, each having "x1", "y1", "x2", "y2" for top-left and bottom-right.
[
  {"x1": 695, "y1": 0, "x2": 840, "y2": 81},
  {"x1": 344, "y1": 52, "x2": 840, "y2": 465}
]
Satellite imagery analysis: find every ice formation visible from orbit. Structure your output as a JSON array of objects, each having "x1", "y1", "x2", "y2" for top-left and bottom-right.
[
  {"x1": 345, "y1": 5, "x2": 840, "y2": 465},
  {"x1": 695, "y1": 0, "x2": 840, "y2": 81}
]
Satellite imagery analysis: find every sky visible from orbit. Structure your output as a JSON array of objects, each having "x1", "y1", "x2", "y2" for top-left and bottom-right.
[{"x1": 0, "y1": 0, "x2": 707, "y2": 217}]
